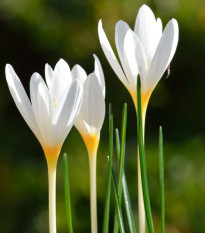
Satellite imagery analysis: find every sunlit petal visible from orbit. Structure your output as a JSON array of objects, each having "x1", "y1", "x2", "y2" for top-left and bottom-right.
[
  {"x1": 134, "y1": 4, "x2": 158, "y2": 59},
  {"x1": 145, "y1": 19, "x2": 179, "y2": 92},
  {"x1": 124, "y1": 30, "x2": 149, "y2": 90},
  {"x1": 156, "y1": 18, "x2": 163, "y2": 40},
  {"x1": 53, "y1": 80, "x2": 83, "y2": 145},
  {"x1": 98, "y1": 20, "x2": 129, "y2": 89},
  {"x1": 123, "y1": 31, "x2": 138, "y2": 90},
  {"x1": 30, "y1": 72, "x2": 47, "y2": 114},
  {"x1": 93, "y1": 54, "x2": 105, "y2": 97},
  {"x1": 80, "y1": 73, "x2": 105, "y2": 134},
  {"x1": 115, "y1": 20, "x2": 131, "y2": 77},
  {"x1": 45, "y1": 63, "x2": 53, "y2": 89},
  {"x1": 50, "y1": 59, "x2": 72, "y2": 102},
  {"x1": 74, "y1": 112, "x2": 88, "y2": 136},
  {"x1": 5, "y1": 64, "x2": 40, "y2": 140},
  {"x1": 72, "y1": 64, "x2": 87, "y2": 84},
  {"x1": 37, "y1": 80, "x2": 53, "y2": 147}
]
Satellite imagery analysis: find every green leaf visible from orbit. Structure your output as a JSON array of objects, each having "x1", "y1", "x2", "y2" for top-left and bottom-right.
[
  {"x1": 63, "y1": 153, "x2": 74, "y2": 233},
  {"x1": 122, "y1": 174, "x2": 137, "y2": 233},
  {"x1": 103, "y1": 104, "x2": 114, "y2": 233},
  {"x1": 159, "y1": 126, "x2": 165, "y2": 233},
  {"x1": 115, "y1": 129, "x2": 120, "y2": 159},
  {"x1": 113, "y1": 104, "x2": 127, "y2": 233},
  {"x1": 137, "y1": 76, "x2": 155, "y2": 233},
  {"x1": 116, "y1": 129, "x2": 137, "y2": 233},
  {"x1": 110, "y1": 164, "x2": 126, "y2": 233}
]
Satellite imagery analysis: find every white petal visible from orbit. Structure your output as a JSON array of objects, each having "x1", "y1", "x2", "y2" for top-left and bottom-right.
[
  {"x1": 156, "y1": 18, "x2": 163, "y2": 37},
  {"x1": 53, "y1": 80, "x2": 83, "y2": 146},
  {"x1": 45, "y1": 63, "x2": 53, "y2": 89},
  {"x1": 36, "y1": 79, "x2": 53, "y2": 147},
  {"x1": 80, "y1": 73, "x2": 105, "y2": 133},
  {"x1": 74, "y1": 111, "x2": 88, "y2": 136},
  {"x1": 151, "y1": 18, "x2": 163, "y2": 58},
  {"x1": 115, "y1": 20, "x2": 131, "y2": 78},
  {"x1": 93, "y1": 54, "x2": 105, "y2": 97},
  {"x1": 30, "y1": 72, "x2": 46, "y2": 128},
  {"x1": 134, "y1": 4, "x2": 158, "y2": 59},
  {"x1": 123, "y1": 30, "x2": 138, "y2": 89},
  {"x1": 124, "y1": 30, "x2": 148, "y2": 91},
  {"x1": 5, "y1": 64, "x2": 40, "y2": 141},
  {"x1": 50, "y1": 59, "x2": 72, "y2": 103},
  {"x1": 145, "y1": 19, "x2": 179, "y2": 92},
  {"x1": 98, "y1": 20, "x2": 129, "y2": 89},
  {"x1": 71, "y1": 64, "x2": 87, "y2": 84},
  {"x1": 157, "y1": 18, "x2": 162, "y2": 34}
]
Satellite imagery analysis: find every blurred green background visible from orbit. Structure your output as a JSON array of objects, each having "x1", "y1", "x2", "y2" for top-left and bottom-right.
[{"x1": 0, "y1": 0, "x2": 205, "y2": 232}]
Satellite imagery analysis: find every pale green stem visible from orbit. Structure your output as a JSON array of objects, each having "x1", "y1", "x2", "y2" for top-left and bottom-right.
[
  {"x1": 88, "y1": 152, "x2": 98, "y2": 233},
  {"x1": 48, "y1": 164, "x2": 57, "y2": 233},
  {"x1": 138, "y1": 110, "x2": 146, "y2": 233}
]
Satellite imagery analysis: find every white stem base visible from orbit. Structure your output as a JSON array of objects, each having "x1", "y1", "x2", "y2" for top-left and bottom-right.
[
  {"x1": 138, "y1": 154, "x2": 145, "y2": 233},
  {"x1": 48, "y1": 166, "x2": 57, "y2": 233},
  {"x1": 89, "y1": 154, "x2": 98, "y2": 233},
  {"x1": 138, "y1": 111, "x2": 146, "y2": 233}
]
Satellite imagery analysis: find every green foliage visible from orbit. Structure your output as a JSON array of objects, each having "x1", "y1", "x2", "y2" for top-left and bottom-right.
[
  {"x1": 159, "y1": 127, "x2": 165, "y2": 233},
  {"x1": 103, "y1": 104, "x2": 114, "y2": 233},
  {"x1": 115, "y1": 129, "x2": 136, "y2": 233},
  {"x1": 111, "y1": 167, "x2": 126, "y2": 233},
  {"x1": 113, "y1": 103, "x2": 127, "y2": 233},
  {"x1": 63, "y1": 153, "x2": 74, "y2": 233}
]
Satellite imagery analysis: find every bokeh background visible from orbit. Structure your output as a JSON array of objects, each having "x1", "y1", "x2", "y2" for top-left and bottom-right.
[{"x1": 0, "y1": 0, "x2": 205, "y2": 232}]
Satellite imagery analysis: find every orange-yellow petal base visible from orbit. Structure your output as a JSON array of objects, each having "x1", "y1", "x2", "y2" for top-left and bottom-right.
[
  {"x1": 130, "y1": 89, "x2": 152, "y2": 117},
  {"x1": 43, "y1": 145, "x2": 61, "y2": 169},
  {"x1": 81, "y1": 133, "x2": 100, "y2": 158}
]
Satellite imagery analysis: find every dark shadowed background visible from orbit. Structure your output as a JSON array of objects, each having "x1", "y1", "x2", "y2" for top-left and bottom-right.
[{"x1": 0, "y1": 0, "x2": 205, "y2": 232}]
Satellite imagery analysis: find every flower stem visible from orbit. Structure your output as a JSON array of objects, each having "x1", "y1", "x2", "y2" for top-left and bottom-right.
[
  {"x1": 137, "y1": 106, "x2": 146, "y2": 233},
  {"x1": 48, "y1": 164, "x2": 57, "y2": 233},
  {"x1": 89, "y1": 152, "x2": 98, "y2": 233},
  {"x1": 135, "y1": 104, "x2": 147, "y2": 233},
  {"x1": 133, "y1": 88, "x2": 147, "y2": 233},
  {"x1": 138, "y1": 141, "x2": 145, "y2": 233},
  {"x1": 136, "y1": 76, "x2": 155, "y2": 233}
]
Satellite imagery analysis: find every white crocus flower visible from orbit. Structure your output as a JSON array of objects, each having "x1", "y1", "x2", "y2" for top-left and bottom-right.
[
  {"x1": 98, "y1": 4, "x2": 178, "y2": 116},
  {"x1": 5, "y1": 59, "x2": 83, "y2": 233},
  {"x1": 98, "y1": 4, "x2": 179, "y2": 233},
  {"x1": 72, "y1": 55, "x2": 105, "y2": 233}
]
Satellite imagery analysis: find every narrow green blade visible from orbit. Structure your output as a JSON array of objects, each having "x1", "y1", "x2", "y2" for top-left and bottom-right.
[
  {"x1": 137, "y1": 76, "x2": 155, "y2": 233},
  {"x1": 122, "y1": 174, "x2": 137, "y2": 233},
  {"x1": 116, "y1": 129, "x2": 137, "y2": 233},
  {"x1": 111, "y1": 166, "x2": 126, "y2": 233},
  {"x1": 115, "y1": 129, "x2": 120, "y2": 159},
  {"x1": 159, "y1": 126, "x2": 165, "y2": 233},
  {"x1": 113, "y1": 104, "x2": 127, "y2": 233},
  {"x1": 103, "y1": 104, "x2": 114, "y2": 233},
  {"x1": 63, "y1": 153, "x2": 74, "y2": 233}
]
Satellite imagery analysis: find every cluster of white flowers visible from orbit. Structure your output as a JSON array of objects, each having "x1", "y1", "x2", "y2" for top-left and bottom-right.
[{"x1": 5, "y1": 5, "x2": 178, "y2": 233}]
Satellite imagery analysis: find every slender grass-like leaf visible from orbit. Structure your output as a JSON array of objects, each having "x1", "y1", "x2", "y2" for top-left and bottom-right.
[
  {"x1": 116, "y1": 129, "x2": 137, "y2": 233},
  {"x1": 110, "y1": 164, "x2": 125, "y2": 233},
  {"x1": 137, "y1": 76, "x2": 155, "y2": 233},
  {"x1": 113, "y1": 104, "x2": 127, "y2": 233},
  {"x1": 63, "y1": 153, "x2": 74, "y2": 233},
  {"x1": 115, "y1": 129, "x2": 120, "y2": 158},
  {"x1": 122, "y1": 174, "x2": 137, "y2": 233},
  {"x1": 103, "y1": 104, "x2": 114, "y2": 233},
  {"x1": 159, "y1": 126, "x2": 165, "y2": 233}
]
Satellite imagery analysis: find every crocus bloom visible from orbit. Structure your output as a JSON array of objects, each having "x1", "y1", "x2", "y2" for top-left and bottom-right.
[
  {"x1": 5, "y1": 59, "x2": 83, "y2": 233},
  {"x1": 98, "y1": 4, "x2": 178, "y2": 116},
  {"x1": 72, "y1": 55, "x2": 105, "y2": 233},
  {"x1": 98, "y1": 4, "x2": 178, "y2": 233}
]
